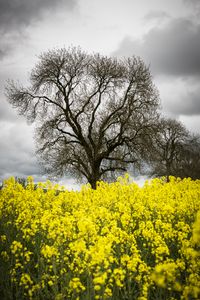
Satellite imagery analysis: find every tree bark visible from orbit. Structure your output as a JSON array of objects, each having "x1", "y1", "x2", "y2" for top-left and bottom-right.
[{"x1": 89, "y1": 179, "x2": 97, "y2": 190}]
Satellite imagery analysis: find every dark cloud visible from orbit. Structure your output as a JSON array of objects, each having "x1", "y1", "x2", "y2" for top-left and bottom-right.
[
  {"x1": 114, "y1": 18, "x2": 200, "y2": 77},
  {"x1": 0, "y1": 0, "x2": 76, "y2": 32},
  {"x1": 114, "y1": 15, "x2": 200, "y2": 120}
]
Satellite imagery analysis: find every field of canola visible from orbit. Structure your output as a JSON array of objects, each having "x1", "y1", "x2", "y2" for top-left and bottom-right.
[{"x1": 0, "y1": 175, "x2": 200, "y2": 300}]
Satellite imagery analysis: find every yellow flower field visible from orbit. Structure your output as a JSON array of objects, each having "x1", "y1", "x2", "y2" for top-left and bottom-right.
[{"x1": 0, "y1": 175, "x2": 200, "y2": 300}]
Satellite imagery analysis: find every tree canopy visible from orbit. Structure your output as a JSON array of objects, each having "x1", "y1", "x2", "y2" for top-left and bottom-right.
[
  {"x1": 148, "y1": 117, "x2": 200, "y2": 180},
  {"x1": 6, "y1": 46, "x2": 160, "y2": 188}
]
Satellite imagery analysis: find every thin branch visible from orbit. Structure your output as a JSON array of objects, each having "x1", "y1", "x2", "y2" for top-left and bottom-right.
[{"x1": 100, "y1": 166, "x2": 127, "y2": 176}]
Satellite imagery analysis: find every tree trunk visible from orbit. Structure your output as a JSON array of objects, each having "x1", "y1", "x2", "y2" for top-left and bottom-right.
[
  {"x1": 88, "y1": 162, "x2": 101, "y2": 189},
  {"x1": 88, "y1": 170, "x2": 100, "y2": 189},
  {"x1": 166, "y1": 161, "x2": 171, "y2": 182},
  {"x1": 89, "y1": 179, "x2": 97, "y2": 190}
]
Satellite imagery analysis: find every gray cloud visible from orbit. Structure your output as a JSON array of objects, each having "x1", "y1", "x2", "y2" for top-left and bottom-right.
[
  {"x1": 183, "y1": 88, "x2": 200, "y2": 115},
  {"x1": 183, "y1": 0, "x2": 200, "y2": 8},
  {"x1": 114, "y1": 18, "x2": 200, "y2": 77},
  {"x1": 0, "y1": 121, "x2": 41, "y2": 180},
  {"x1": 0, "y1": 119, "x2": 80, "y2": 186},
  {"x1": 165, "y1": 85, "x2": 200, "y2": 116},
  {"x1": 143, "y1": 11, "x2": 170, "y2": 22},
  {"x1": 182, "y1": 0, "x2": 200, "y2": 18},
  {"x1": 0, "y1": 0, "x2": 77, "y2": 58},
  {"x1": 179, "y1": 115, "x2": 200, "y2": 135},
  {"x1": 0, "y1": 98, "x2": 23, "y2": 122}
]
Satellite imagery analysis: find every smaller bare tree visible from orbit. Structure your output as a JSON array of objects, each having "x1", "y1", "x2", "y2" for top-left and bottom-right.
[
  {"x1": 176, "y1": 134, "x2": 200, "y2": 179},
  {"x1": 148, "y1": 118, "x2": 190, "y2": 180}
]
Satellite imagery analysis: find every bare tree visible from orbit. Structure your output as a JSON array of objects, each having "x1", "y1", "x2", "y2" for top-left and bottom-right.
[
  {"x1": 6, "y1": 47, "x2": 159, "y2": 188},
  {"x1": 148, "y1": 118, "x2": 189, "y2": 180},
  {"x1": 176, "y1": 134, "x2": 200, "y2": 180}
]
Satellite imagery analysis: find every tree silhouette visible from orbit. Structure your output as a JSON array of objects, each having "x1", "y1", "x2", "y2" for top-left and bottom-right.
[
  {"x1": 6, "y1": 47, "x2": 159, "y2": 188},
  {"x1": 148, "y1": 117, "x2": 200, "y2": 180}
]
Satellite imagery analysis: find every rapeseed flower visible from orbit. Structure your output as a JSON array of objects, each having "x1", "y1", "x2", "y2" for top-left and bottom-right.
[{"x1": 0, "y1": 176, "x2": 200, "y2": 299}]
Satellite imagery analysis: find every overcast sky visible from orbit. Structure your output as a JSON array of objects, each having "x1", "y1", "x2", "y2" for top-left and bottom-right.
[{"x1": 0, "y1": 0, "x2": 200, "y2": 188}]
